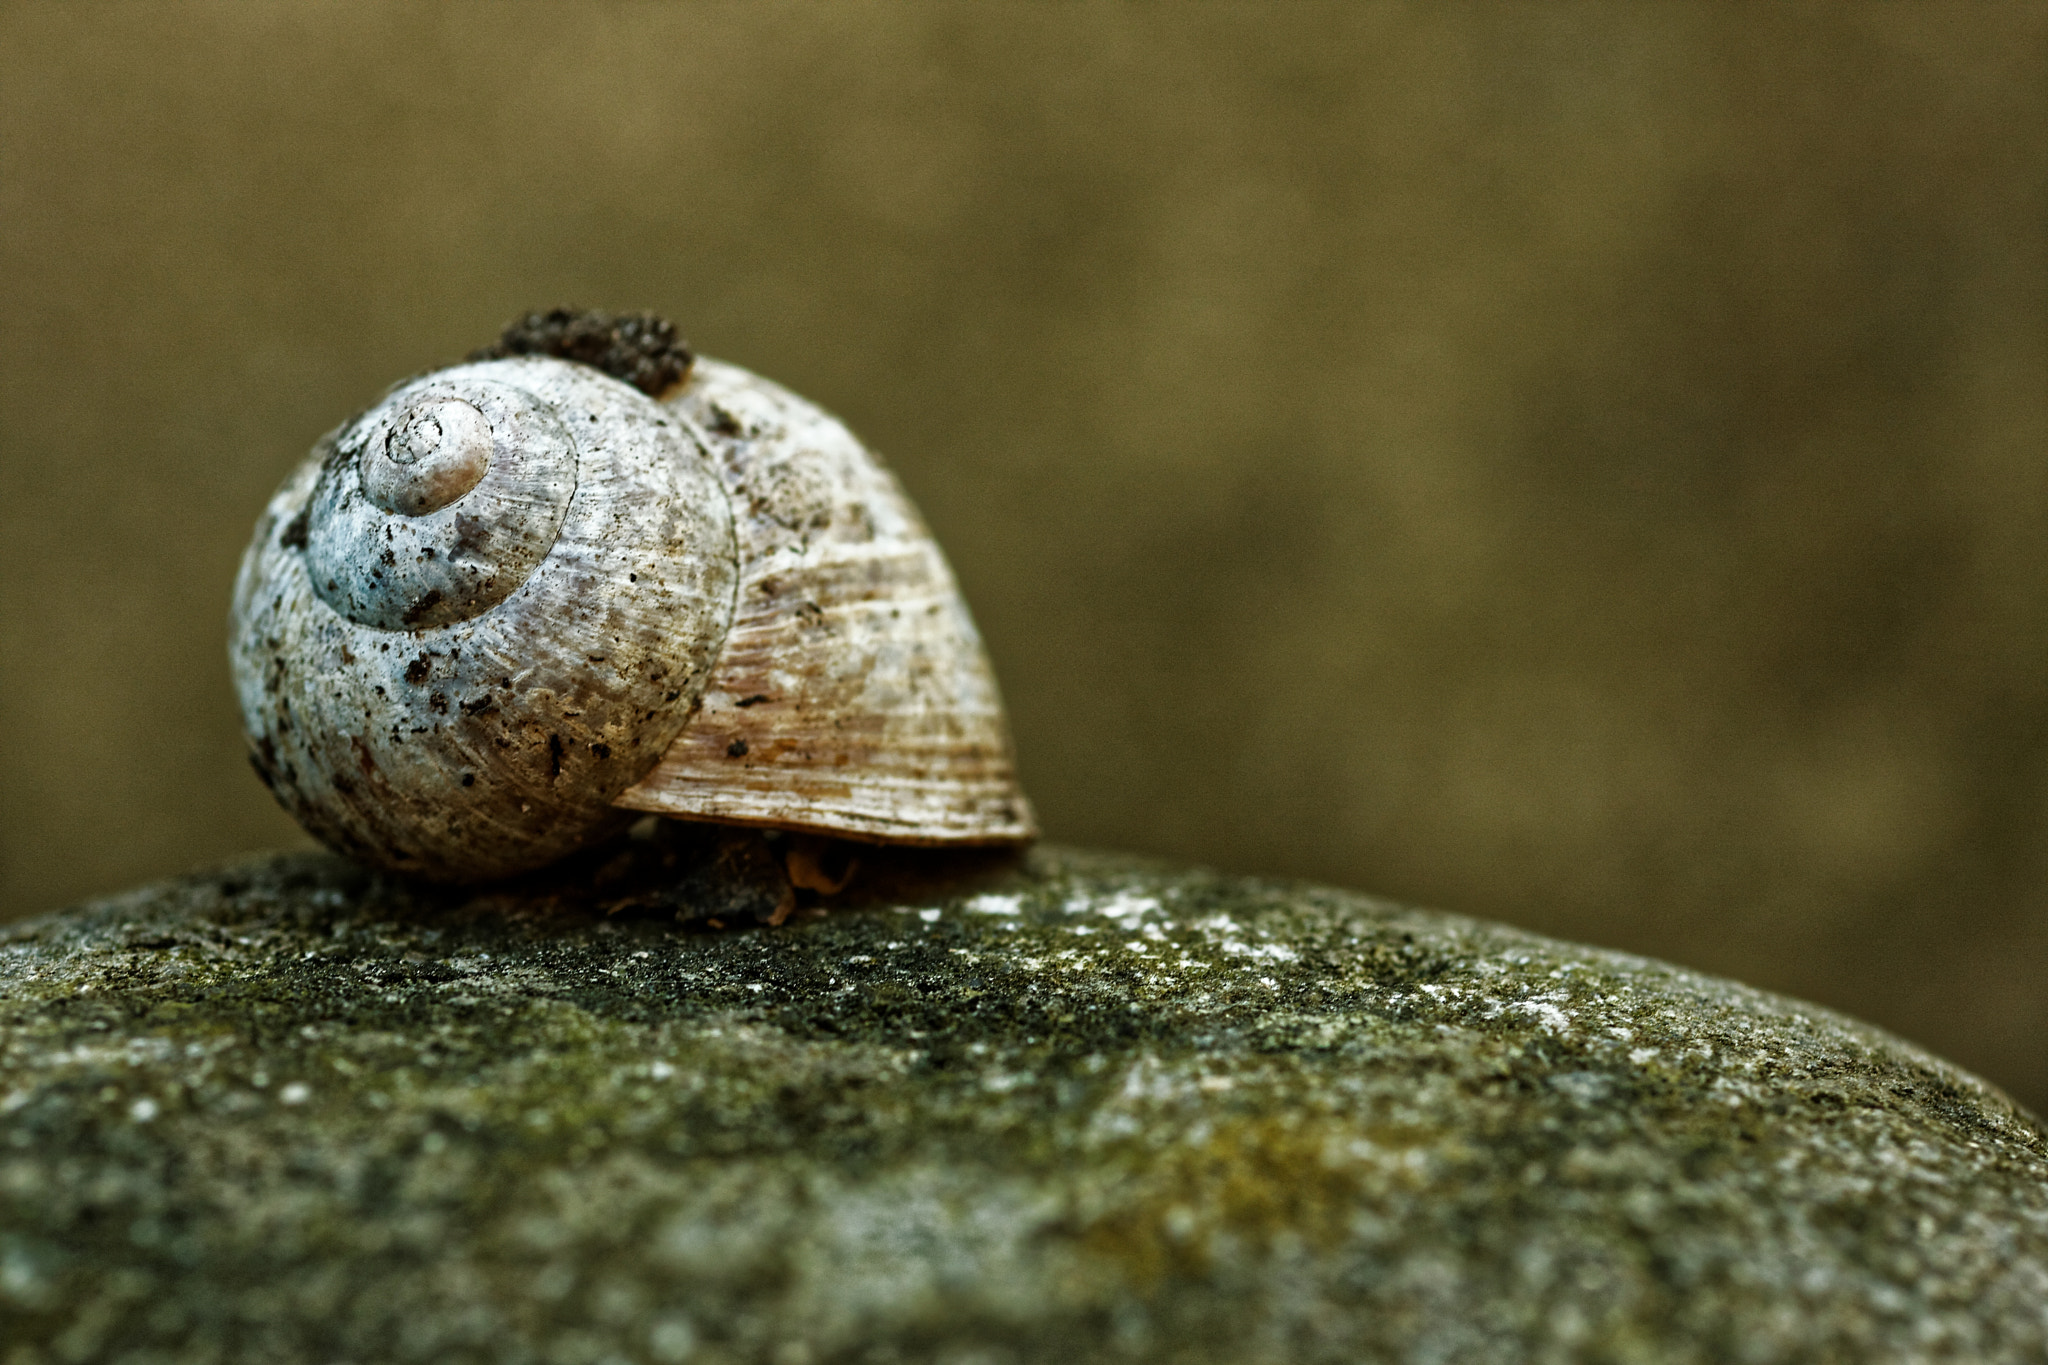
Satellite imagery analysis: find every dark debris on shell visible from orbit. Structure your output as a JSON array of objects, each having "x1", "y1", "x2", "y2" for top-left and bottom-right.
[{"x1": 470, "y1": 307, "x2": 693, "y2": 397}]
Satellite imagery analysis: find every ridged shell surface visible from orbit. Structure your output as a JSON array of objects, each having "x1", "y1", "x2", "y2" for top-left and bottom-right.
[
  {"x1": 615, "y1": 359, "x2": 1036, "y2": 844},
  {"x1": 231, "y1": 357, "x2": 737, "y2": 880}
]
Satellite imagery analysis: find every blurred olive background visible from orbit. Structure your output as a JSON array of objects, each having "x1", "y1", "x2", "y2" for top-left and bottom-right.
[{"x1": 2, "y1": 4, "x2": 2043, "y2": 1107}]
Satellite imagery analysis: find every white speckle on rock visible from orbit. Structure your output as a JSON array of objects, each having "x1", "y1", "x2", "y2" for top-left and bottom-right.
[
  {"x1": 964, "y1": 894, "x2": 1021, "y2": 916},
  {"x1": 918, "y1": 909, "x2": 942, "y2": 923},
  {"x1": 1100, "y1": 891, "x2": 1161, "y2": 920},
  {"x1": 1220, "y1": 938, "x2": 1297, "y2": 962},
  {"x1": 1517, "y1": 1002, "x2": 1572, "y2": 1034},
  {"x1": 129, "y1": 1098, "x2": 158, "y2": 1122},
  {"x1": 279, "y1": 1083, "x2": 311, "y2": 1105}
]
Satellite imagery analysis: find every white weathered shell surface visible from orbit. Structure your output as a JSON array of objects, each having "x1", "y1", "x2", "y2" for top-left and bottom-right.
[
  {"x1": 301, "y1": 378, "x2": 578, "y2": 631},
  {"x1": 231, "y1": 358, "x2": 737, "y2": 881},
  {"x1": 615, "y1": 359, "x2": 1036, "y2": 844}
]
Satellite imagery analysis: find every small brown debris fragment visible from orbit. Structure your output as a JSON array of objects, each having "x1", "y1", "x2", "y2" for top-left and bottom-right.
[{"x1": 786, "y1": 837, "x2": 858, "y2": 896}]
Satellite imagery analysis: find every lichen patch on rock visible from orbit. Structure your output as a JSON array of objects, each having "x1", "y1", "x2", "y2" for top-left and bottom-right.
[{"x1": 1, "y1": 848, "x2": 2045, "y2": 1363}]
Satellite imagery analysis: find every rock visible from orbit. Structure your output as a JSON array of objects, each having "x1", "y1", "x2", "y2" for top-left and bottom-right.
[{"x1": 2, "y1": 844, "x2": 2046, "y2": 1364}]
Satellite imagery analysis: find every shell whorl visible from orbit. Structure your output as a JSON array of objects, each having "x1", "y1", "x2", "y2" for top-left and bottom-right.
[
  {"x1": 302, "y1": 377, "x2": 579, "y2": 631},
  {"x1": 231, "y1": 357, "x2": 737, "y2": 881}
]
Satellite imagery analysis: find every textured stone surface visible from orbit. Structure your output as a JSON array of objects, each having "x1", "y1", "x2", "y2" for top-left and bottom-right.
[{"x1": 2, "y1": 845, "x2": 2045, "y2": 1364}]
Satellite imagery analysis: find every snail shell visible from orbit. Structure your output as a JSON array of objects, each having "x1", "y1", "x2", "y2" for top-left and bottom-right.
[{"x1": 231, "y1": 319, "x2": 1034, "y2": 881}]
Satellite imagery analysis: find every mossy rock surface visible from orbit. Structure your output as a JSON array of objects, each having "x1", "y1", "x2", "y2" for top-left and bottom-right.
[{"x1": 2, "y1": 846, "x2": 2046, "y2": 1364}]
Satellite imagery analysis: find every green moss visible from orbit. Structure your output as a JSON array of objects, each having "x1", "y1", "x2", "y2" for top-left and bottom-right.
[{"x1": 1, "y1": 847, "x2": 2045, "y2": 1363}]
